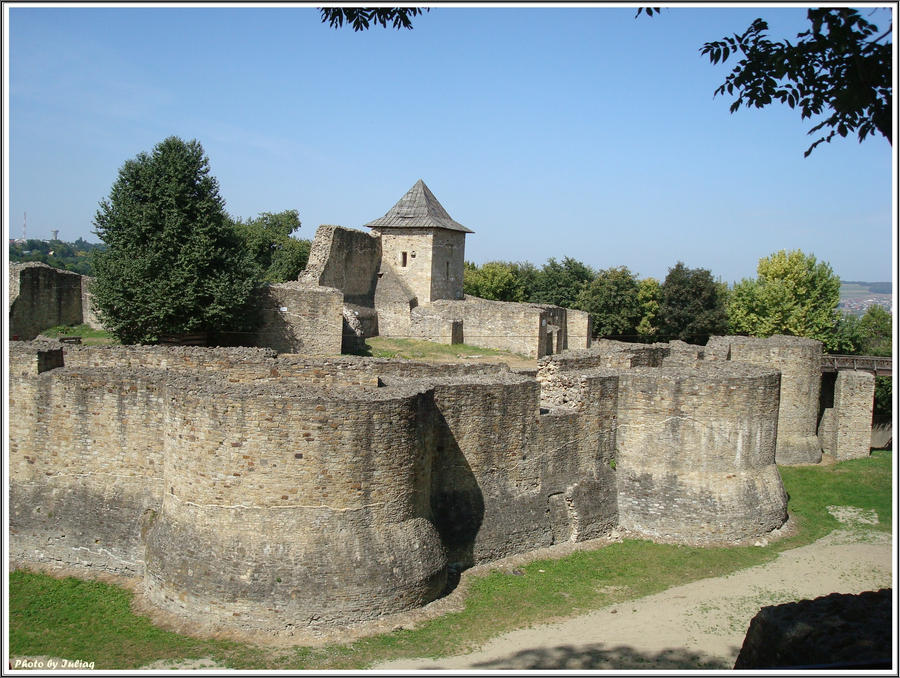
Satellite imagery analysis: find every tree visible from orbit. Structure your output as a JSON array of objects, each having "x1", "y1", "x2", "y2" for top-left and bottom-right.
[
  {"x1": 91, "y1": 136, "x2": 259, "y2": 344},
  {"x1": 657, "y1": 262, "x2": 728, "y2": 344},
  {"x1": 575, "y1": 266, "x2": 643, "y2": 340},
  {"x1": 727, "y1": 249, "x2": 841, "y2": 349},
  {"x1": 319, "y1": 7, "x2": 428, "y2": 31},
  {"x1": 463, "y1": 261, "x2": 528, "y2": 302},
  {"x1": 337, "y1": 8, "x2": 891, "y2": 157},
  {"x1": 231, "y1": 210, "x2": 310, "y2": 283},
  {"x1": 530, "y1": 257, "x2": 595, "y2": 309},
  {"x1": 701, "y1": 8, "x2": 892, "y2": 156},
  {"x1": 857, "y1": 304, "x2": 892, "y2": 357},
  {"x1": 636, "y1": 276, "x2": 661, "y2": 341}
]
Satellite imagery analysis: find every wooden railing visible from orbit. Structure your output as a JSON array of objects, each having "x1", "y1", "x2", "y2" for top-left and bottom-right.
[{"x1": 822, "y1": 355, "x2": 893, "y2": 376}]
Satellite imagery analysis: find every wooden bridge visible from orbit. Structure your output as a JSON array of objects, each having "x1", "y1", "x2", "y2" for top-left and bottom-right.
[{"x1": 822, "y1": 354, "x2": 893, "y2": 376}]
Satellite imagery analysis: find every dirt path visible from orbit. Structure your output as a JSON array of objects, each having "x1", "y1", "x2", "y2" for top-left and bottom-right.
[{"x1": 372, "y1": 527, "x2": 893, "y2": 671}]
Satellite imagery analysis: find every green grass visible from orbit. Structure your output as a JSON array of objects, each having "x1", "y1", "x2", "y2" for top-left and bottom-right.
[
  {"x1": 40, "y1": 324, "x2": 116, "y2": 345},
  {"x1": 8, "y1": 451, "x2": 893, "y2": 670}
]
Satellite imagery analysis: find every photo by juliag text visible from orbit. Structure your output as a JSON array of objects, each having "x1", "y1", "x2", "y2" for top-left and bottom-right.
[{"x1": 12, "y1": 659, "x2": 96, "y2": 670}]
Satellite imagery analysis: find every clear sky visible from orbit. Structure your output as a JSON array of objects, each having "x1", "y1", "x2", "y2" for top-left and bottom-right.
[{"x1": 4, "y1": 2, "x2": 896, "y2": 284}]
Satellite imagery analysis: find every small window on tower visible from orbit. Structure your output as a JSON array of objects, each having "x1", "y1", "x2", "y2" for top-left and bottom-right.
[
  {"x1": 446, "y1": 261, "x2": 450, "y2": 278},
  {"x1": 401, "y1": 251, "x2": 408, "y2": 267}
]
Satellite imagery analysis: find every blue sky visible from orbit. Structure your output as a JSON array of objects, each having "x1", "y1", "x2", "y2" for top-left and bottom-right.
[{"x1": 5, "y1": 2, "x2": 896, "y2": 284}]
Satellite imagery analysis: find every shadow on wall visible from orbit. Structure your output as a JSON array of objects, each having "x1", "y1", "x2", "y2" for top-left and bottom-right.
[
  {"x1": 430, "y1": 405, "x2": 484, "y2": 570},
  {"x1": 464, "y1": 643, "x2": 732, "y2": 670}
]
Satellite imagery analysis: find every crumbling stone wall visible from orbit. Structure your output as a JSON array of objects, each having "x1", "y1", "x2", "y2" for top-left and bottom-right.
[
  {"x1": 9, "y1": 262, "x2": 84, "y2": 339},
  {"x1": 707, "y1": 335, "x2": 823, "y2": 465},
  {"x1": 300, "y1": 225, "x2": 381, "y2": 306},
  {"x1": 818, "y1": 371, "x2": 875, "y2": 460},
  {"x1": 79, "y1": 276, "x2": 103, "y2": 330}
]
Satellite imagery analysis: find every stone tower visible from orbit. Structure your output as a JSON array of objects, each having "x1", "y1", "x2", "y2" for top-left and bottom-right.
[{"x1": 365, "y1": 179, "x2": 473, "y2": 304}]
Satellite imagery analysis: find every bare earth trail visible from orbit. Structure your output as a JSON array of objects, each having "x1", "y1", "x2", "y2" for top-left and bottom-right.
[{"x1": 372, "y1": 528, "x2": 893, "y2": 671}]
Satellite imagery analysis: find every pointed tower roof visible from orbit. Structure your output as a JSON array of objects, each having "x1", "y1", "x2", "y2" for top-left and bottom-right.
[{"x1": 364, "y1": 179, "x2": 474, "y2": 233}]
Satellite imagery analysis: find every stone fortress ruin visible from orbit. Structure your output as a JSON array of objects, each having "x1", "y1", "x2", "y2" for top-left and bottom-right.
[{"x1": 7, "y1": 181, "x2": 877, "y2": 634}]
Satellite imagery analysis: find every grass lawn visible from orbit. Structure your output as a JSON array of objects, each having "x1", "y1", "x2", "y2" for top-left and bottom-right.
[
  {"x1": 38, "y1": 324, "x2": 117, "y2": 345},
  {"x1": 8, "y1": 451, "x2": 892, "y2": 670}
]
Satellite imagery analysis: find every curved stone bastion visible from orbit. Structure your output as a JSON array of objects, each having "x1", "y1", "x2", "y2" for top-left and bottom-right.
[
  {"x1": 8, "y1": 339, "x2": 794, "y2": 632},
  {"x1": 145, "y1": 375, "x2": 447, "y2": 629},
  {"x1": 614, "y1": 363, "x2": 787, "y2": 543},
  {"x1": 707, "y1": 335, "x2": 823, "y2": 465}
]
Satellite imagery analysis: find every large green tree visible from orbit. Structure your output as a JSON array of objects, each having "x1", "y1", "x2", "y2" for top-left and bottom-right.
[
  {"x1": 575, "y1": 266, "x2": 643, "y2": 340},
  {"x1": 91, "y1": 136, "x2": 258, "y2": 344},
  {"x1": 530, "y1": 257, "x2": 595, "y2": 309},
  {"x1": 231, "y1": 210, "x2": 311, "y2": 283},
  {"x1": 657, "y1": 262, "x2": 729, "y2": 344},
  {"x1": 727, "y1": 249, "x2": 841, "y2": 349}
]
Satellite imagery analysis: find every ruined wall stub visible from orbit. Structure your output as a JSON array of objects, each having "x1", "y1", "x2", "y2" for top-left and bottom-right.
[
  {"x1": 708, "y1": 335, "x2": 823, "y2": 465},
  {"x1": 9, "y1": 262, "x2": 84, "y2": 339},
  {"x1": 300, "y1": 225, "x2": 381, "y2": 306},
  {"x1": 819, "y1": 370, "x2": 875, "y2": 460},
  {"x1": 252, "y1": 282, "x2": 343, "y2": 355}
]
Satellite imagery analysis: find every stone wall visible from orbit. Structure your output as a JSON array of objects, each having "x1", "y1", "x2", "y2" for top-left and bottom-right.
[
  {"x1": 459, "y1": 297, "x2": 547, "y2": 358},
  {"x1": 9, "y1": 336, "x2": 798, "y2": 631},
  {"x1": 818, "y1": 370, "x2": 875, "y2": 460},
  {"x1": 9, "y1": 262, "x2": 84, "y2": 339},
  {"x1": 708, "y1": 335, "x2": 823, "y2": 465},
  {"x1": 250, "y1": 282, "x2": 343, "y2": 355},
  {"x1": 9, "y1": 367, "x2": 166, "y2": 575},
  {"x1": 79, "y1": 276, "x2": 104, "y2": 330}
]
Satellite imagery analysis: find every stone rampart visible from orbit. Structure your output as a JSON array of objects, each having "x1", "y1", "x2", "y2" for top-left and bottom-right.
[
  {"x1": 566, "y1": 309, "x2": 592, "y2": 350},
  {"x1": 707, "y1": 335, "x2": 823, "y2": 465},
  {"x1": 460, "y1": 297, "x2": 555, "y2": 358},
  {"x1": 145, "y1": 377, "x2": 445, "y2": 629},
  {"x1": 9, "y1": 367, "x2": 166, "y2": 575},
  {"x1": 9, "y1": 336, "x2": 798, "y2": 631}
]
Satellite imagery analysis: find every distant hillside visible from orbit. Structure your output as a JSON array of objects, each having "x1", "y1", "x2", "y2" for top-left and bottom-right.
[
  {"x1": 838, "y1": 281, "x2": 892, "y2": 316},
  {"x1": 8, "y1": 238, "x2": 104, "y2": 276},
  {"x1": 841, "y1": 281, "x2": 892, "y2": 295}
]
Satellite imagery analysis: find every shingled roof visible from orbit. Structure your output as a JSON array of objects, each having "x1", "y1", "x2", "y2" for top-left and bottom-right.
[{"x1": 364, "y1": 179, "x2": 474, "y2": 233}]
